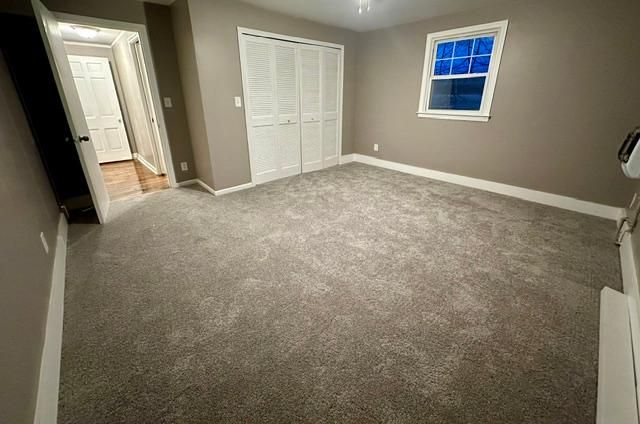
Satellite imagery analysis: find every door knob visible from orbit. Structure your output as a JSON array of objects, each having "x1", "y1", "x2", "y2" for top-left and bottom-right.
[{"x1": 78, "y1": 135, "x2": 90, "y2": 143}]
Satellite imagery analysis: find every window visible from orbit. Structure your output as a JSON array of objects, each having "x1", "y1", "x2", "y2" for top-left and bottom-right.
[{"x1": 417, "y1": 21, "x2": 508, "y2": 122}]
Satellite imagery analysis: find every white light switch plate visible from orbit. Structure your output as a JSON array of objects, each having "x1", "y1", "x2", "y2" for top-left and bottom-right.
[
  {"x1": 374, "y1": 144, "x2": 379, "y2": 152},
  {"x1": 234, "y1": 96, "x2": 242, "y2": 108},
  {"x1": 163, "y1": 97, "x2": 173, "y2": 108},
  {"x1": 40, "y1": 232, "x2": 49, "y2": 254}
]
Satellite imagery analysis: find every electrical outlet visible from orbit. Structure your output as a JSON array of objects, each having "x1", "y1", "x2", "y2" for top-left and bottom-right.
[
  {"x1": 180, "y1": 162, "x2": 189, "y2": 171},
  {"x1": 40, "y1": 232, "x2": 49, "y2": 254},
  {"x1": 234, "y1": 96, "x2": 242, "y2": 108},
  {"x1": 163, "y1": 97, "x2": 173, "y2": 108},
  {"x1": 373, "y1": 144, "x2": 379, "y2": 152}
]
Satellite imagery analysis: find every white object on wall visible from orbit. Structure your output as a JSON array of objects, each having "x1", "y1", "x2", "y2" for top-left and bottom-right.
[
  {"x1": 597, "y1": 287, "x2": 638, "y2": 424},
  {"x1": 33, "y1": 214, "x2": 68, "y2": 424}
]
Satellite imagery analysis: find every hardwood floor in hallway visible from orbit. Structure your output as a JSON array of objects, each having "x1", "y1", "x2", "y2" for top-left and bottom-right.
[{"x1": 100, "y1": 160, "x2": 169, "y2": 201}]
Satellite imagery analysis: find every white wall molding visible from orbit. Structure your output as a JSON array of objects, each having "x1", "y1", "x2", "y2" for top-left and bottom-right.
[
  {"x1": 196, "y1": 179, "x2": 216, "y2": 196},
  {"x1": 214, "y1": 182, "x2": 255, "y2": 196},
  {"x1": 34, "y1": 214, "x2": 68, "y2": 424},
  {"x1": 176, "y1": 179, "x2": 254, "y2": 197},
  {"x1": 340, "y1": 154, "x2": 354, "y2": 164},
  {"x1": 352, "y1": 154, "x2": 623, "y2": 220}
]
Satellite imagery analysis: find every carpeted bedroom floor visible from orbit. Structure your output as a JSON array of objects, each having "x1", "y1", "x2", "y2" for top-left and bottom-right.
[{"x1": 60, "y1": 163, "x2": 619, "y2": 424}]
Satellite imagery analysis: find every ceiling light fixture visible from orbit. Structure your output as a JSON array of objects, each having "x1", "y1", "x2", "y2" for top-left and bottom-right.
[
  {"x1": 71, "y1": 25, "x2": 100, "y2": 39},
  {"x1": 358, "y1": 0, "x2": 371, "y2": 14}
]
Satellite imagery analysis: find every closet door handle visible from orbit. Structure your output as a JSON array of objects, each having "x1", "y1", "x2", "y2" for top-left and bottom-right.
[{"x1": 77, "y1": 135, "x2": 90, "y2": 143}]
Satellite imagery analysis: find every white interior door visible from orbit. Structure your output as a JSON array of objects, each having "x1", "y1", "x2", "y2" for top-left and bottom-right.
[
  {"x1": 299, "y1": 47, "x2": 323, "y2": 173},
  {"x1": 32, "y1": 0, "x2": 110, "y2": 223},
  {"x1": 131, "y1": 39, "x2": 165, "y2": 175},
  {"x1": 322, "y1": 50, "x2": 341, "y2": 168},
  {"x1": 274, "y1": 40, "x2": 301, "y2": 178},
  {"x1": 68, "y1": 55, "x2": 132, "y2": 164}
]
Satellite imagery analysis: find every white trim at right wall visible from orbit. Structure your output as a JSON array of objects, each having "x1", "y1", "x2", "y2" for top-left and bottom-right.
[
  {"x1": 343, "y1": 154, "x2": 623, "y2": 220},
  {"x1": 34, "y1": 214, "x2": 68, "y2": 424}
]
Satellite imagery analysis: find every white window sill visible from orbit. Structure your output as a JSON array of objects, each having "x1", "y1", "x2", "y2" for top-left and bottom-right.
[{"x1": 417, "y1": 112, "x2": 490, "y2": 122}]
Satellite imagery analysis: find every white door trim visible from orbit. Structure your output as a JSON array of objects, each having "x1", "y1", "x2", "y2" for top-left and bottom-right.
[
  {"x1": 237, "y1": 27, "x2": 344, "y2": 51},
  {"x1": 53, "y1": 12, "x2": 178, "y2": 188},
  {"x1": 237, "y1": 27, "x2": 344, "y2": 185},
  {"x1": 129, "y1": 33, "x2": 167, "y2": 176}
]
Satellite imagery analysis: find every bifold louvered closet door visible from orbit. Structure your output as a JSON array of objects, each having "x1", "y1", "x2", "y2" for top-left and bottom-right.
[
  {"x1": 322, "y1": 49, "x2": 341, "y2": 168},
  {"x1": 240, "y1": 32, "x2": 342, "y2": 185},
  {"x1": 242, "y1": 37, "x2": 301, "y2": 184}
]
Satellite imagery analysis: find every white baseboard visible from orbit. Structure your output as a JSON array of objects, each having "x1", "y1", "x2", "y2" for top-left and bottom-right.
[
  {"x1": 214, "y1": 181, "x2": 255, "y2": 196},
  {"x1": 340, "y1": 154, "x2": 355, "y2": 164},
  {"x1": 176, "y1": 179, "x2": 254, "y2": 197},
  {"x1": 195, "y1": 179, "x2": 216, "y2": 195},
  {"x1": 176, "y1": 179, "x2": 199, "y2": 187},
  {"x1": 34, "y1": 214, "x2": 68, "y2": 424},
  {"x1": 351, "y1": 154, "x2": 623, "y2": 220}
]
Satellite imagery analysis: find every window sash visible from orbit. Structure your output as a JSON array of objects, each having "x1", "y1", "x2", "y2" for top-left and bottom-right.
[{"x1": 417, "y1": 21, "x2": 509, "y2": 122}]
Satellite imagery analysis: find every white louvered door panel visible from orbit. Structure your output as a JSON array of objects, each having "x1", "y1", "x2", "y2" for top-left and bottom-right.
[
  {"x1": 322, "y1": 50, "x2": 340, "y2": 168},
  {"x1": 274, "y1": 42, "x2": 301, "y2": 177},
  {"x1": 299, "y1": 47, "x2": 323, "y2": 173},
  {"x1": 244, "y1": 38, "x2": 279, "y2": 184}
]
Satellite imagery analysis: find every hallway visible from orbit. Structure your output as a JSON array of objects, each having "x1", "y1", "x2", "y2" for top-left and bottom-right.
[{"x1": 101, "y1": 160, "x2": 169, "y2": 201}]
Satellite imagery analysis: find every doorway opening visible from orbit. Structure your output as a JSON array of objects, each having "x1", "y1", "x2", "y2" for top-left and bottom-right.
[{"x1": 60, "y1": 22, "x2": 169, "y2": 201}]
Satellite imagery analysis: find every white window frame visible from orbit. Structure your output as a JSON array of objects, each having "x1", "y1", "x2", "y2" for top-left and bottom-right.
[{"x1": 417, "y1": 20, "x2": 509, "y2": 122}]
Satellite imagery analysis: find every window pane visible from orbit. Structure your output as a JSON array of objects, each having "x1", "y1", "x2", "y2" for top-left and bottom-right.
[
  {"x1": 436, "y1": 42, "x2": 454, "y2": 59},
  {"x1": 453, "y1": 39, "x2": 473, "y2": 57},
  {"x1": 451, "y1": 58, "x2": 471, "y2": 74},
  {"x1": 429, "y1": 77, "x2": 486, "y2": 111},
  {"x1": 470, "y1": 56, "x2": 491, "y2": 73},
  {"x1": 473, "y1": 36, "x2": 495, "y2": 55},
  {"x1": 434, "y1": 59, "x2": 452, "y2": 76}
]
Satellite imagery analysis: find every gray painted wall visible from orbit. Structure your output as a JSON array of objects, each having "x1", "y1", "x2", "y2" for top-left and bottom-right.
[
  {"x1": 0, "y1": 52, "x2": 61, "y2": 424},
  {"x1": 17, "y1": 0, "x2": 198, "y2": 183},
  {"x1": 171, "y1": 0, "x2": 215, "y2": 187},
  {"x1": 182, "y1": 0, "x2": 358, "y2": 191},
  {"x1": 353, "y1": 0, "x2": 640, "y2": 207},
  {"x1": 144, "y1": 3, "x2": 197, "y2": 182}
]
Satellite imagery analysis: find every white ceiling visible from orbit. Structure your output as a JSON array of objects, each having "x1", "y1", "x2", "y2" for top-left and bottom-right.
[
  {"x1": 235, "y1": 0, "x2": 514, "y2": 32},
  {"x1": 143, "y1": 0, "x2": 516, "y2": 32},
  {"x1": 59, "y1": 23, "x2": 125, "y2": 45}
]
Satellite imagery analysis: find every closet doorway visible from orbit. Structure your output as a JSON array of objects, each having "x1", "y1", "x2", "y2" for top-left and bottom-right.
[{"x1": 238, "y1": 28, "x2": 344, "y2": 185}]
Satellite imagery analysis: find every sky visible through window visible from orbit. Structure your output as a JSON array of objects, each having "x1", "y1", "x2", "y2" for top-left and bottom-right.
[
  {"x1": 429, "y1": 35, "x2": 495, "y2": 111},
  {"x1": 434, "y1": 36, "x2": 495, "y2": 76}
]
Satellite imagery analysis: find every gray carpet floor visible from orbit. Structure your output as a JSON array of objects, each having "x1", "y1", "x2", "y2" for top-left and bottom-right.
[{"x1": 60, "y1": 163, "x2": 620, "y2": 423}]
